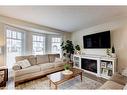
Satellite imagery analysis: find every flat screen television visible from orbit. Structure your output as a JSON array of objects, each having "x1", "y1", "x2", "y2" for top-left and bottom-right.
[{"x1": 83, "y1": 31, "x2": 111, "y2": 48}]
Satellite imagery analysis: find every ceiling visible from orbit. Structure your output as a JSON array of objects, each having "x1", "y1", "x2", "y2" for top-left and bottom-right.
[{"x1": 0, "y1": 6, "x2": 127, "y2": 32}]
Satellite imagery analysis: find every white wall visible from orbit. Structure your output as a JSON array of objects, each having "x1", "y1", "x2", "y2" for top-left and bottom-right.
[
  {"x1": 111, "y1": 26, "x2": 127, "y2": 72},
  {"x1": 71, "y1": 17, "x2": 127, "y2": 56}
]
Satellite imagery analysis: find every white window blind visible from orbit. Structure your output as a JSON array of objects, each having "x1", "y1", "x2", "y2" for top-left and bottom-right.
[
  {"x1": 51, "y1": 37, "x2": 62, "y2": 54},
  {"x1": 32, "y1": 34, "x2": 45, "y2": 55}
]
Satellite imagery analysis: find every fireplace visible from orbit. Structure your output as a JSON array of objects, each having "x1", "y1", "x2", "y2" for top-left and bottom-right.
[{"x1": 81, "y1": 58, "x2": 97, "y2": 74}]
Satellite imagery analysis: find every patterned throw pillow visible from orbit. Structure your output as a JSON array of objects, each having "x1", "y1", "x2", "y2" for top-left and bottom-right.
[{"x1": 17, "y1": 59, "x2": 31, "y2": 69}]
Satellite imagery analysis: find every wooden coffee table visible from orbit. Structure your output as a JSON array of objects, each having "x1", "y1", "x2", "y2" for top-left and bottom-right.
[{"x1": 47, "y1": 68, "x2": 83, "y2": 89}]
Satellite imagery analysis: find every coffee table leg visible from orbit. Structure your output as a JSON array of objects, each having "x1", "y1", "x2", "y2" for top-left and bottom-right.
[
  {"x1": 54, "y1": 84, "x2": 57, "y2": 89},
  {"x1": 49, "y1": 80, "x2": 57, "y2": 89},
  {"x1": 80, "y1": 72, "x2": 82, "y2": 82},
  {"x1": 49, "y1": 80, "x2": 51, "y2": 87}
]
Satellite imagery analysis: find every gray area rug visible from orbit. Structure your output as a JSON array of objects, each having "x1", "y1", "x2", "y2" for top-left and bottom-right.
[{"x1": 16, "y1": 75, "x2": 102, "y2": 90}]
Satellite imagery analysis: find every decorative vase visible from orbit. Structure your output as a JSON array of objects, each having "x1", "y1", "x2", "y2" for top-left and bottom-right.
[{"x1": 111, "y1": 53, "x2": 116, "y2": 57}]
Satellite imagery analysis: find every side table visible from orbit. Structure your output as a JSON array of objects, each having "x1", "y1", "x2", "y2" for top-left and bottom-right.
[{"x1": 0, "y1": 66, "x2": 8, "y2": 87}]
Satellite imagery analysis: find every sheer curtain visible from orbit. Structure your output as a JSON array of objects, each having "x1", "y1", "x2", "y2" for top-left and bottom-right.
[{"x1": 5, "y1": 26, "x2": 24, "y2": 69}]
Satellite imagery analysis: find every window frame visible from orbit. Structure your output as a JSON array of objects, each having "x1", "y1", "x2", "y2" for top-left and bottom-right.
[
  {"x1": 5, "y1": 26, "x2": 25, "y2": 55},
  {"x1": 51, "y1": 35, "x2": 63, "y2": 54},
  {"x1": 32, "y1": 33, "x2": 46, "y2": 55},
  {"x1": 5, "y1": 25, "x2": 25, "y2": 68}
]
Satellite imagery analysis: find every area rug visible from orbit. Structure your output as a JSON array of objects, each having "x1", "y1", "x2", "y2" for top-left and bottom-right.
[
  {"x1": 16, "y1": 75, "x2": 103, "y2": 90},
  {"x1": 16, "y1": 76, "x2": 102, "y2": 90}
]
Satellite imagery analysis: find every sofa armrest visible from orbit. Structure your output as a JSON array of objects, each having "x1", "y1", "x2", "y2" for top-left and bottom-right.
[
  {"x1": 12, "y1": 64, "x2": 22, "y2": 71},
  {"x1": 110, "y1": 73, "x2": 127, "y2": 85}
]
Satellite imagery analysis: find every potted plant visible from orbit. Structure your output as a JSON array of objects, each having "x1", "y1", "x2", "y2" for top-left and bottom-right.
[
  {"x1": 64, "y1": 64, "x2": 71, "y2": 72},
  {"x1": 61, "y1": 40, "x2": 75, "y2": 62},
  {"x1": 75, "y1": 45, "x2": 81, "y2": 54}
]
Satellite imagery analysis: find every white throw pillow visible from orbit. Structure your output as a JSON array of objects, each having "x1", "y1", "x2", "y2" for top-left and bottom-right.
[
  {"x1": 55, "y1": 58, "x2": 62, "y2": 62},
  {"x1": 123, "y1": 83, "x2": 127, "y2": 90},
  {"x1": 122, "y1": 68, "x2": 127, "y2": 77},
  {"x1": 17, "y1": 59, "x2": 31, "y2": 69}
]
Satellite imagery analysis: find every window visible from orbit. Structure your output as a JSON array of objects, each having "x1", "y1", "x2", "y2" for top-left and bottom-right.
[
  {"x1": 32, "y1": 34, "x2": 45, "y2": 55},
  {"x1": 51, "y1": 37, "x2": 62, "y2": 54},
  {"x1": 6, "y1": 29, "x2": 24, "y2": 68}
]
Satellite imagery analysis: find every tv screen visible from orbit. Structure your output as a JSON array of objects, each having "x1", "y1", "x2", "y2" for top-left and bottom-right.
[{"x1": 83, "y1": 31, "x2": 111, "y2": 48}]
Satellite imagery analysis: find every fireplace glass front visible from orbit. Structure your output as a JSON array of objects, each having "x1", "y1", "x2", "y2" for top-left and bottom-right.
[{"x1": 81, "y1": 58, "x2": 97, "y2": 73}]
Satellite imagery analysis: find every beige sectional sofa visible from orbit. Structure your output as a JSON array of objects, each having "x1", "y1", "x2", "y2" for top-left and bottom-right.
[
  {"x1": 13, "y1": 54, "x2": 67, "y2": 86},
  {"x1": 99, "y1": 73, "x2": 127, "y2": 89}
]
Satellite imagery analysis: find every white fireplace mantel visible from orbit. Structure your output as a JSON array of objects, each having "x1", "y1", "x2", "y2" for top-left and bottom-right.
[{"x1": 73, "y1": 54, "x2": 117, "y2": 79}]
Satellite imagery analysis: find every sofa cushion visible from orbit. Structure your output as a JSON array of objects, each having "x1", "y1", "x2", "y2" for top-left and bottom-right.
[
  {"x1": 28, "y1": 56, "x2": 37, "y2": 65},
  {"x1": 37, "y1": 55, "x2": 49, "y2": 64},
  {"x1": 15, "y1": 65, "x2": 41, "y2": 77},
  {"x1": 99, "y1": 80, "x2": 124, "y2": 89},
  {"x1": 48, "y1": 54, "x2": 60, "y2": 62},
  {"x1": 38, "y1": 63, "x2": 54, "y2": 70},
  {"x1": 54, "y1": 61, "x2": 65, "y2": 67},
  {"x1": 55, "y1": 58, "x2": 62, "y2": 62},
  {"x1": 16, "y1": 59, "x2": 31, "y2": 69},
  {"x1": 122, "y1": 67, "x2": 127, "y2": 77},
  {"x1": 110, "y1": 73, "x2": 127, "y2": 85},
  {"x1": 15, "y1": 55, "x2": 37, "y2": 66}
]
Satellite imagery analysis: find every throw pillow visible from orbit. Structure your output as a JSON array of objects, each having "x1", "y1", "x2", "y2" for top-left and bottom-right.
[
  {"x1": 123, "y1": 83, "x2": 127, "y2": 90},
  {"x1": 17, "y1": 59, "x2": 31, "y2": 69},
  {"x1": 13, "y1": 64, "x2": 22, "y2": 70},
  {"x1": 122, "y1": 68, "x2": 127, "y2": 77}
]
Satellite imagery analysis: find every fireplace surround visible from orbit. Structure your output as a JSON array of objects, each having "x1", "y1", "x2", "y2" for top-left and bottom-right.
[{"x1": 73, "y1": 54, "x2": 117, "y2": 79}]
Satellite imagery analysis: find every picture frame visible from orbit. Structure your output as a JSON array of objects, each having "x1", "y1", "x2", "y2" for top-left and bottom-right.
[
  {"x1": 108, "y1": 70, "x2": 112, "y2": 76},
  {"x1": 102, "y1": 68, "x2": 108, "y2": 76},
  {"x1": 101, "y1": 62, "x2": 107, "y2": 68}
]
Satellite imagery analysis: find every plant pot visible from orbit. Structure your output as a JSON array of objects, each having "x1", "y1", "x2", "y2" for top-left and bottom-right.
[
  {"x1": 62, "y1": 69, "x2": 73, "y2": 75},
  {"x1": 65, "y1": 70, "x2": 70, "y2": 73},
  {"x1": 76, "y1": 50, "x2": 81, "y2": 55}
]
